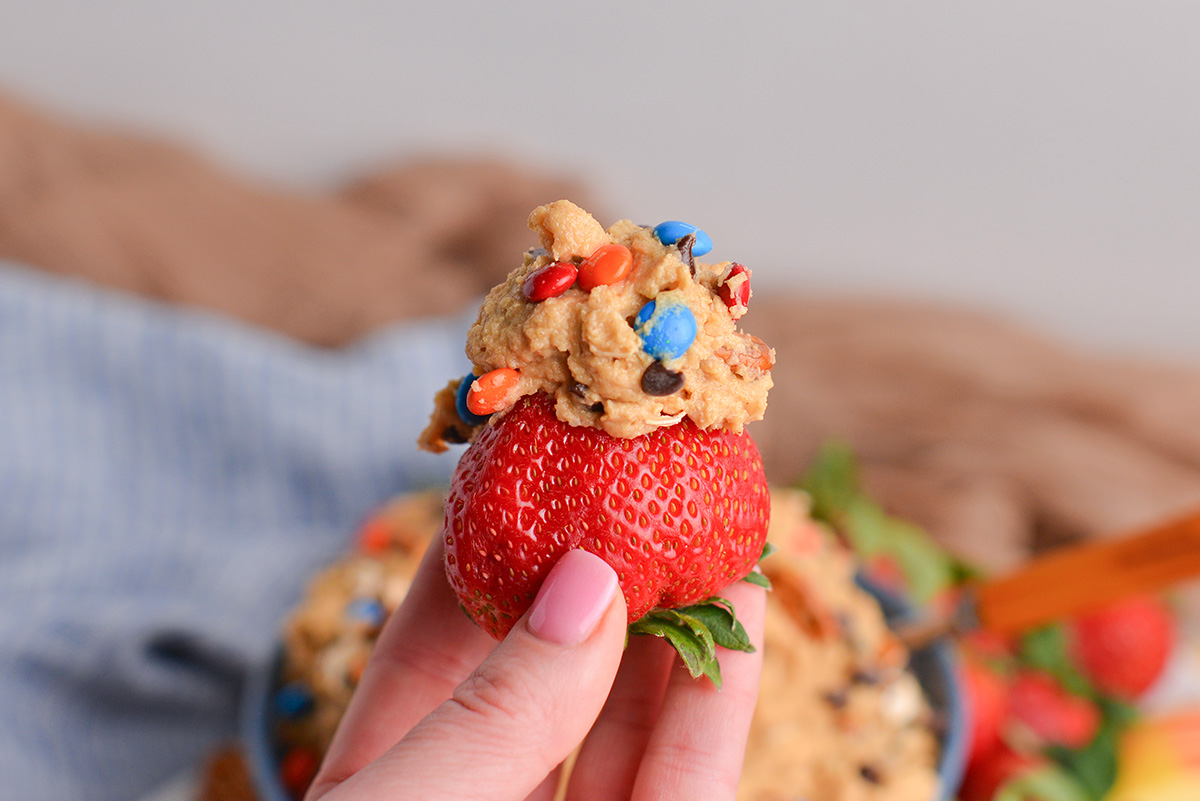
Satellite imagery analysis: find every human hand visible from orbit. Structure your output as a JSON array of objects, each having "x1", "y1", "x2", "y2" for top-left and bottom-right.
[{"x1": 305, "y1": 540, "x2": 766, "y2": 801}]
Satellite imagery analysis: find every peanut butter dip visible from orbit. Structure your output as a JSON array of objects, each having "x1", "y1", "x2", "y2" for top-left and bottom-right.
[{"x1": 419, "y1": 200, "x2": 774, "y2": 451}]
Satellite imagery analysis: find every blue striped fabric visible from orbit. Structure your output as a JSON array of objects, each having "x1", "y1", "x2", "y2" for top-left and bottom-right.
[{"x1": 0, "y1": 264, "x2": 473, "y2": 800}]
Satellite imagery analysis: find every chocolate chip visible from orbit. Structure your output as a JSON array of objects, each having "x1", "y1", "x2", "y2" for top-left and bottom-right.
[
  {"x1": 822, "y1": 689, "x2": 849, "y2": 709},
  {"x1": 859, "y1": 765, "x2": 882, "y2": 784},
  {"x1": 676, "y1": 232, "x2": 697, "y2": 276},
  {"x1": 587, "y1": 402, "x2": 604, "y2": 414},
  {"x1": 441, "y1": 426, "x2": 469, "y2": 444},
  {"x1": 569, "y1": 382, "x2": 589, "y2": 399},
  {"x1": 641, "y1": 362, "x2": 685, "y2": 396},
  {"x1": 851, "y1": 668, "x2": 881, "y2": 686}
]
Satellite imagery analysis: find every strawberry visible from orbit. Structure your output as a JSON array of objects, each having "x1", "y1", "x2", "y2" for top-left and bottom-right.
[
  {"x1": 1067, "y1": 595, "x2": 1175, "y2": 699},
  {"x1": 962, "y1": 657, "x2": 1010, "y2": 766},
  {"x1": 1007, "y1": 670, "x2": 1100, "y2": 749},
  {"x1": 444, "y1": 392, "x2": 770, "y2": 684},
  {"x1": 959, "y1": 745, "x2": 1045, "y2": 801}
]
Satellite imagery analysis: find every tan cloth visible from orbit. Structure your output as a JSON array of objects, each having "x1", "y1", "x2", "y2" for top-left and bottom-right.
[{"x1": 3, "y1": 90, "x2": 1199, "y2": 587}]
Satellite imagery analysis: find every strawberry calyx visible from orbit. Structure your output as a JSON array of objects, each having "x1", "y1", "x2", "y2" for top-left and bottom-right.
[
  {"x1": 628, "y1": 596, "x2": 754, "y2": 690},
  {"x1": 627, "y1": 542, "x2": 774, "y2": 689}
]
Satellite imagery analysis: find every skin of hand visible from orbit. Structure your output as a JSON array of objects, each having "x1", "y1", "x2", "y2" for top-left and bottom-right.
[{"x1": 305, "y1": 540, "x2": 766, "y2": 801}]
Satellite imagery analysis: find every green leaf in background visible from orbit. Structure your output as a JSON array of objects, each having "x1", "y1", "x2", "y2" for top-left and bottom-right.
[
  {"x1": 1019, "y1": 625, "x2": 1095, "y2": 698},
  {"x1": 799, "y1": 440, "x2": 861, "y2": 523},
  {"x1": 996, "y1": 764, "x2": 1091, "y2": 801},
  {"x1": 1015, "y1": 621, "x2": 1140, "y2": 799},
  {"x1": 798, "y1": 441, "x2": 961, "y2": 603},
  {"x1": 1045, "y1": 697, "x2": 1139, "y2": 801}
]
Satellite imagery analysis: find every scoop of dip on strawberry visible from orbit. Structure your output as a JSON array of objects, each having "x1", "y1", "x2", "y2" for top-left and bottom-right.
[{"x1": 419, "y1": 200, "x2": 775, "y2": 686}]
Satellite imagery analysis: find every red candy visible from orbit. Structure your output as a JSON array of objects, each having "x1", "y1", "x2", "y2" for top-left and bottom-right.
[
  {"x1": 718, "y1": 263, "x2": 751, "y2": 310},
  {"x1": 578, "y1": 244, "x2": 633, "y2": 291},
  {"x1": 522, "y1": 261, "x2": 578, "y2": 302},
  {"x1": 279, "y1": 747, "x2": 321, "y2": 799}
]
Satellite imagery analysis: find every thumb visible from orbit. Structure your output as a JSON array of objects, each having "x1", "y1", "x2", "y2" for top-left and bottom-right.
[{"x1": 325, "y1": 549, "x2": 627, "y2": 801}]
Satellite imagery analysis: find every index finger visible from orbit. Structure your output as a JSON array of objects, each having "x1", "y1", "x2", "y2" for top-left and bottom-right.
[
  {"x1": 630, "y1": 579, "x2": 767, "y2": 801},
  {"x1": 309, "y1": 537, "x2": 496, "y2": 797}
]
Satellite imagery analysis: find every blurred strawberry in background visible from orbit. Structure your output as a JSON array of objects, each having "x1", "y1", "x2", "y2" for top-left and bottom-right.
[
  {"x1": 1067, "y1": 596, "x2": 1176, "y2": 700},
  {"x1": 1008, "y1": 671, "x2": 1101, "y2": 750},
  {"x1": 964, "y1": 658, "x2": 1010, "y2": 766},
  {"x1": 799, "y1": 444, "x2": 1189, "y2": 800}
]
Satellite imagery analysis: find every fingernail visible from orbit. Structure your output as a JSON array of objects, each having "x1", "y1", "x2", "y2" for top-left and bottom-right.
[{"x1": 527, "y1": 550, "x2": 619, "y2": 645}]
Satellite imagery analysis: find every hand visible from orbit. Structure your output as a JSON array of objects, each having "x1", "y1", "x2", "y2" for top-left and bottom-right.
[{"x1": 305, "y1": 539, "x2": 766, "y2": 801}]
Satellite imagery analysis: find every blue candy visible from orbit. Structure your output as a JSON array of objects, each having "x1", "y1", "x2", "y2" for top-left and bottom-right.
[
  {"x1": 345, "y1": 598, "x2": 387, "y2": 627},
  {"x1": 273, "y1": 682, "x2": 314, "y2": 720},
  {"x1": 455, "y1": 373, "x2": 491, "y2": 427},
  {"x1": 652, "y1": 221, "x2": 713, "y2": 257},
  {"x1": 635, "y1": 297, "x2": 697, "y2": 360}
]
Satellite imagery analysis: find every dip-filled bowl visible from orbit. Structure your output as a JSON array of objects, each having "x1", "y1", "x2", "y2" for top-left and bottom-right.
[{"x1": 240, "y1": 490, "x2": 967, "y2": 801}]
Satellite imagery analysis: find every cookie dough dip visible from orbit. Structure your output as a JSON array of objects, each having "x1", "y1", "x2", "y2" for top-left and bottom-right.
[
  {"x1": 420, "y1": 200, "x2": 774, "y2": 451},
  {"x1": 270, "y1": 488, "x2": 941, "y2": 801}
]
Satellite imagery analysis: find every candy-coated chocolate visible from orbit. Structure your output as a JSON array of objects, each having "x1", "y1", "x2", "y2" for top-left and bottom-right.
[
  {"x1": 578, "y1": 244, "x2": 632, "y2": 291},
  {"x1": 522, "y1": 261, "x2": 577, "y2": 302},
  {"x1": 356, "y1": 516, "x2": 393, "y2": 554},
  {"x1": 641, "y1": 362, "x2": 686, "y2": 396},
  {"x1": 455, "y1": 373, "x2": 491, "y2": 426},
  {"x1": 634, "y1": 296, "x2": 697, "y2": 360},
  {"x1": 652, "y1": 221, "x2": 713, "y2": 257},
  {"x1": 466, "y1": 367, "x2": 522, "y2": 415},
  {"x1": 279, "y1": 747, "x2": 320, "y2": 797},
  {"x1": 273, "y1": 682, "x2": 314, "y2": 720},
  {"x1": 717, "y1": 263, "x2": 751, "y2": 310},
  {"x1": 345, "y1": 598, "x2": 386, "y2": 627}
]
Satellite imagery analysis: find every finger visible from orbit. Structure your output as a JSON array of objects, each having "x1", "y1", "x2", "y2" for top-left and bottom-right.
[
  {"x1": 564, "y1": 634, "x2": 675, "y2": 801},
  {"x1": 631, "y1": 580, "x2": 767, "y2": 801},
  {"x1": 311, "y1": 537, "x2": 497, "y2": 796},
  {"x1": 322, "y1": 549, "x2": 627, "y2": 801},
  {"x1": 523, "y1": 767, "x2": 564, "y2": 801}
]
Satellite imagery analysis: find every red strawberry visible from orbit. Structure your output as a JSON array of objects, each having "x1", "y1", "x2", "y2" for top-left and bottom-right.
[
  {"x1": 444, "y1": 393, "x2": 770, "y2": 676},
  {"x1": 962, "y1": 658, "x2": 1010, "y2": 766},
  {"x1": 1068, "y1": 594, "x2": 1175, "y2": 699},
  {"x1": 958, "y1": 745, "x2": 1045, "y2": 801},
  {"x1": 1007, "y1": 670, "x2": 1100, "y2": 749}
]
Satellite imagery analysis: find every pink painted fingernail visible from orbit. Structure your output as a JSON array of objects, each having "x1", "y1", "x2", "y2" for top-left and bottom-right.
[{"x1": 527, "y1": 550, "x2": 619, "y2": 645}]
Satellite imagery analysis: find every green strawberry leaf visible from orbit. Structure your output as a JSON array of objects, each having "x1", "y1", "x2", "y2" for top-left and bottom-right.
[
  {"x1": 760, "y1": 541, "x2": 778, "y2": 561},
  {"x1": 659, "y1": 609, "x2": 718, "y2": 656},
  {"x1": 741, "y1": 570, "x2": 772, "y2": 589},
  {"x1": 629, "y1": 614, "x2": 720, "y2": 687},
  {"x1": 680, "y1": 599, "x2": 754, "y2": 653},
  {"x1": 629, "y1": 596, "x2": 760, "y2": 690},
  {"x1": 996, "y1": 764, "x2": 1091, "y2": 801}
]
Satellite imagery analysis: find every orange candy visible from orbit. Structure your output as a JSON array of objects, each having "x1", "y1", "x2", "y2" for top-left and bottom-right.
[
  {"x1": 466, "y1": 367, "x2": 522, "y2": 415},
  {"x1": 356, "y1": 516, "x2": 393, "y2": 554},
  {"x1": 578, "y1": 244, "x2": 633, "y2": 291}
]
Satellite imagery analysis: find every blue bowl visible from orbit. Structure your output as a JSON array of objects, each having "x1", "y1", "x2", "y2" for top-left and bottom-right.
[
  {"x1": 241, "y1": 579, "x2": 967, "y2": 801},
  {"x1": 857, "y1": 576, "x2": 968, "y2": 801}
]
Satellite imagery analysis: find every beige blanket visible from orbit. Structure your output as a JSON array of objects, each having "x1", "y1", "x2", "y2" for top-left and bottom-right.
[{"x1": 3, "y1": 90, "x2": 1199, "y2": 589}]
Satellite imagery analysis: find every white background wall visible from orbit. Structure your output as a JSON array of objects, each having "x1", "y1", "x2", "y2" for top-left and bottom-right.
[{"x1": 2, "y1": 1, "x2": 1197, "y2": 360}]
